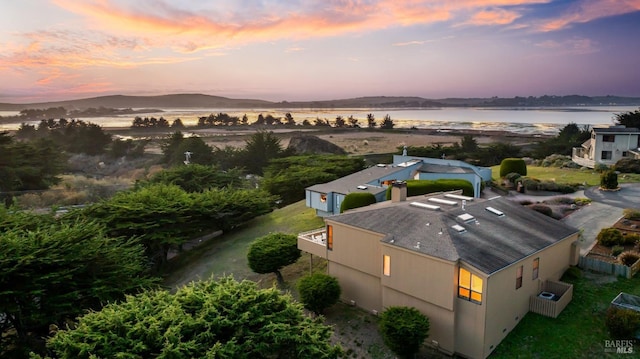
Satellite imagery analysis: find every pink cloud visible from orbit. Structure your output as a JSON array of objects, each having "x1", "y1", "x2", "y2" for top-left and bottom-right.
[
  {"x1": 464, "y1": 8, "x2": 521, "y2": 25},
  {"x1": 535, "y1": 0, "x2": 640, "y2": 32}
]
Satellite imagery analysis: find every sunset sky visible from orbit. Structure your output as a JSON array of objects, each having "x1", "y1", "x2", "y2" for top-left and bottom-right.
[{"x1": 1, "y1": 0, "x2": 639, "y2": 103}]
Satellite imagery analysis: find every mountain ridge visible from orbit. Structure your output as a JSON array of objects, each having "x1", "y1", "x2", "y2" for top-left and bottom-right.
[{"x1": 1, "y1": 93, "x2": 639, "y2": 111}]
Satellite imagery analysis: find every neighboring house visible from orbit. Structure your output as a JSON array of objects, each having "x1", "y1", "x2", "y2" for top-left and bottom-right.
[
  {"x1": 298, "y1": 183, "x2": 580, "y2": 359},
  {"x1": 572, "y1": 125, "x2": 640, "y2": 168},
  {"x1": 305, "y1": 155, "x2": 492, "y2": 217}
]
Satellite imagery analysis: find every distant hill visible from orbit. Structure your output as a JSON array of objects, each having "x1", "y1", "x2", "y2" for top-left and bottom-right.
[{"x1": 1, "y1": 93, "x2": 639, "y2": 111}]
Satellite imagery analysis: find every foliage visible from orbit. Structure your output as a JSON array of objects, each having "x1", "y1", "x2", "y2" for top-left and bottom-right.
[
  {"x1": 0, "y1": 133, "x2": 67, "y2": 193},
  {"x1": 24, "y1": 119, "x2": 113, "y2": 155},
  {"x1": 81, "y1": 184, "x2": 276, "y2": 270},
  {"x1": 340, "y1": 192, "x2": 377, "y2": 213},
  {"x1": 611, "y1": 245, "x2": 625, "y2": 257},
  {"x1": 366, "y1": 113, "x2": 377, "y2": 128},
  {"x1": 600, "y1": 170, "x2": 619, "y2": 189},
  {"x1": 613, "y1": 108, "x2": 640, "y2": 129},
  {"x1": 560, "y1": 266, "x2": 582, "y2": 281},
  {"x1": 40, "y1": 277, "x2": 342, "y2": 359},
  {"x1": 528, "y1": 204, "x2": 553, "y2": 217},
  {"x1": 597, "y1": 228, "x2": 624, "y2": 247},
  {"x1": 197, "y1": 112, "x2": 241, "y2": 127},
  {"x1": 460, "y1": 134, "x2": 479, "y2": 152},
  {"x1": 298, "y1": 273, "x2": 342, "y2": 315},
  {"x1": 539, "y1": 154, "x2": 580, "y2": 168},
  {"x1": 615, "y1": 158, "x2": 640, "y2": 174},
  {"x1": 386, "y1": 179, "x2": 474, "y2": 199},
  {"x1": 500, "y1": 158, "x2": 527, "y2": 177},
  {"x1": 505, "y1": 172, "x2": 522, "y2": 184},
  {"x1": 160, "y1": 132, "x2": 215, "y2": 166},
  {"x1": 140, "y1": 164, "x2": 247, "y2": 192},
  {"x1": 262, "y1": 155, "x2": 366, "y2": 205},
  {"x1": 241, "y1": 130, "x2": 288, "y2": 175},
  {"x1": 380, "y1": 114, "x2": 395, "y2": 129},
  {"x1": 378, "y1": 306, "x2": 430, "y2": 359},
  {"x1": 108, "y1": 138, "x2": 147, "y2": 158},
  {"x1": 623, "y1": 209, "x2": 640, "y2": 220},
  {"x1": 594, "y1": 163, "x2": 610, "y2": 173},
  {"x1": 605, "y1": 306, "x2": 640, "y2": 339},
  {"x1": 618, "y1": 251, "x2": 640, "y2": 266},
  {"x1": 131, "y1": 116, "x2": 170, "y2": 129},
  {"x1": 531, "y1": 123, "x2": 590, "y2": 159},
  {"x1": 247, "y1": 233, "x2": 301, "y2": 283},
  {"x1": 0, "y1": 210, "x2": 155, "y2": 357}
]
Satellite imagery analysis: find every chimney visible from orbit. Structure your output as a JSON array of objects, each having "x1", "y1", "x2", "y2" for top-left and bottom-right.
[{"x1": 391, "y1": 181, "x2": 407, "y2": 202}]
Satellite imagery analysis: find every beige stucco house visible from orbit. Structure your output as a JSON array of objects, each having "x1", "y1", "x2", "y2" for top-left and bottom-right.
[
  {"x1": 572, "y1": 125, "x2": 640, "y2": 168},
  {"x1": 298, "y1": 183, "x2": 580, "y2": 358}
]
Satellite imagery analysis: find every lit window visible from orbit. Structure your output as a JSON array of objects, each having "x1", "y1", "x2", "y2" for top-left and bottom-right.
[
  {"x1": 327, "y1": 225, "x2": 333, "y2": 250},
  {"x1": 383, "y1": 255, "x2": 391, "y2": 276},
  {"x1": 532, "y1": 258, "x2": 539, "y2": 280},
  {"x1": 516, "y1": 265, "x2": 523, "y2": 289},
  {"x1": 320, "y1": 193, "x2": 327, "y2": 203},
  {"x1": 458, "y1": 268, "x2": 482, "y2": 304}
]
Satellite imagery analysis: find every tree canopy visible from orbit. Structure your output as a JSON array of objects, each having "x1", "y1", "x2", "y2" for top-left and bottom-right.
[
  {"x1": 247, "y1": 233, "x2": 301, "y2": 283},
  {"x1": 0, "y1": 209, "x2": 155, "y2": 357},
  {"x1": 39, "y1": 277, "x2": 342, "y2": 359},
  {"x1": 140, "y1": 164, "x2": 247, "y2": 192},
  {"x1": 614, "y1": 108, "x2": 640, "y2": 129}
]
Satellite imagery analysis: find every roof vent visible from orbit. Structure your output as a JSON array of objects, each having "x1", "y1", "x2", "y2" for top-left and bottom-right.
[
  {"x1": 486, "y1": 206, "x2": 505, "y2": 217},
  {"x1": 427, "y1": 198, "x2": 457, "y2": 206},
  {"x1": 410, "y1": 202, "x2": 440, "y2": 211},
  {"x1": 445, "y1": 194, "x2": 474, "y2": 201},
  {"x1": 452, "y1": 224, "x2": 466, "y2": 233},
  {"x1": 376, "y1": 163, "x2": 386, "y2": 167},
  {"x1": 356, "y1": 185, "x2": 367, "y2": 190},
  {"x1": 457, "y1": 213, "x2": 475, "y2": 222}
]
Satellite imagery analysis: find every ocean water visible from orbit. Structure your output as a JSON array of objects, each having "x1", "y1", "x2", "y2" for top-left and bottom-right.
[{"x1": 1, "y1": 106, "x2": 636, "y2": 135}]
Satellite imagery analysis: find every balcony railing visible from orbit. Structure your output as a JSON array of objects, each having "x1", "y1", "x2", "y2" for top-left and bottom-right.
[
  {"x1": 297, "y1": 228, "x2": 328, "y2": 258},
  {"x1": 571, "y1": 147, "x2": 595, "y2": 168},
  {"x1": 529, "y1": 280, "x2": 573, "y2": 318}
]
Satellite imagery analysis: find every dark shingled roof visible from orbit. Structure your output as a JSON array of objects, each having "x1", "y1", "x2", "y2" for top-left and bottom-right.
[
  {"x1": 307, "y1": 164, "x2": 413, "y2": 196},
  {"x1": 327, "y1": 195, "x2": 579, "y2": 274},
  {"x1": 593, "y1": 126, "x2": 640, "y2": 134}
]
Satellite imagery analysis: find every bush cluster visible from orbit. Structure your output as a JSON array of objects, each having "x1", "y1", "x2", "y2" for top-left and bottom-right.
[
  {"x1": 379, "y1": 307, "x2": 430, "y2": 359},
  {"x1": 606, "y1": 306, "x2": 640, "y2": 339},
  {"x1": 619, "y1": 251, "x2": 640, "y2": 266},
  {"x1": 340, "y1": 192, "x2": 377, "y2": 213},
  {"x1": 297, "y1": 273, "x2": 341, "y2": 315},
  {"x1": 540, "y1": 154, "x2": 580, "y2": 168},
  {"x1": 615, "y1": 158, "x2": 640, "y2": 174},
  {"x1": 597, "y1": 228, "x2": 624, "y2": 247},
  {"x1": 500, "y1": 158, "x2": 527, "y2": 177},
  {"x1": 623, "y1": 209, "x2": 640, "y2": 220},
  {"x1": 600, "y1": 170, "x2": 619, "y2": 190},
  {"x1": 611, "y1": 245, "x2": 625, "y2": 257}
]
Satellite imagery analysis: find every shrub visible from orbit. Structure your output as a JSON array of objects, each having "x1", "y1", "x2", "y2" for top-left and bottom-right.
[
  {"x1": 500, "y1": 158, "x2": 527, "y2": 177},
  {"x1": 611, "y1": 245, "x2": 625, "y2": 257},
  {"x1": 597, "y1": 228, "x2": 624, "y2": 247},
  {"x1": 561, "y1": 266, "x2": 582, "y2": 281},
  {"x1": 340, "y1": 192, "x2": 377, "y2": 213},
  {"x1": 623, "y1": 233, "x2": 640, "y2": 246},
  {"x1": 623, "y1": 209, "x2": 640, "y2": 220},
  {"x1": 600, "y1": 170, "x2": 619, "y2": 190},
  {"x1": 379, "y1": 307, "x2": 430, "y2": 359},
  {"x1": 385, "y1": 179, "x2": 474, "y2": 199},
  {"x1": 574, "y1": 198, "x2": 592, "y2": 206},
  {"x1": 615, "y1": 158, "x2": 640, "y2": 174},
  {"x1": 594, "y1": 163, "x2": 610, "y2": 173},
  {"x1": 528, "y1": 204, "x2": 553, "y2": 217},
  {"x1": 297, "y1": 273, "x2": 341, "y2": 315},
  {"x1": 521, "y1": 177, "x2": 540, "y2": 191},
  {"x1": 247, "y1": 233, "x2": 301, "y2": 283},
  {"x1": 619, "y1": 252, "x2": 640, "y2": 267},
  {"x1": 505, "y1": 172, "x2": 522, "y2": 183},
  {"x1": 606, "y1": 306, "x2": 640, "y2": 339}
]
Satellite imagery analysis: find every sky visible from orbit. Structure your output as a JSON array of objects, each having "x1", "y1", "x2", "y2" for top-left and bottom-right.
[{"x1": 1, "y1": 0, "x2": 640, "y2": 103}]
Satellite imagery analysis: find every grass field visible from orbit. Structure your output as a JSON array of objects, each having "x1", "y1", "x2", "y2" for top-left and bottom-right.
[{"x1": 491, "y1": 165, "x2": 640, "y2": 186}]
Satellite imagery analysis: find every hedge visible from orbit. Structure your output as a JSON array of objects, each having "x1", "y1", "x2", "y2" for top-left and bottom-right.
[
  {"x1": 500, "y1": 158, "x2": 527, "y2": 177},
  {"x1": 385, "y1": 179, "x2": 474, "y2": 200},
  {"x1": 340, "y1": 192, "x2": 377, "y2": 213}
]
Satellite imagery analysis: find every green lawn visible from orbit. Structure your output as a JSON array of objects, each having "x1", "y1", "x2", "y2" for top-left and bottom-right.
[
  {"x1": 491, "y1": 165, "x2": 640, "y2": 186},
  {"x1": 491, "y1": 271, "x2": 640, "y2": 358}
]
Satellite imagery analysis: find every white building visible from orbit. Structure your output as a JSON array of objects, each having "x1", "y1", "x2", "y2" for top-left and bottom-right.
[{"x1": 572, "y1": 125, "x2": 640, "y2": 168}]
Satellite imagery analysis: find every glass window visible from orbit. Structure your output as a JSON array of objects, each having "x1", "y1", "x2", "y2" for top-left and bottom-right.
[
  {"x1": 320, "y1": 193, "x2": 327, "y2": 203},
  {"x1": 532, "y1": 258, "x2": 539, "y2": 280},
  {"x1": 327, "y1": 225, "x2": 333, "y2": 250},
  {"x1": 602, "y1": 151, "x2": 612, "y2": 160},
  {"x1": 516, "y1": 265, "x2": 523, "y2": 289},
  {"x1": 383, "y1": 255, "x2": 391, "y2": 276},
  {"x1": 603, "y1": 134, "x2": 615, "y2": 142},
  {"x1": 458, "y1": 268, "x2": 482, "y2": 304}
]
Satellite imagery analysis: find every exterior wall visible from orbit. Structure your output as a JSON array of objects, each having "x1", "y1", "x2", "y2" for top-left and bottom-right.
[
  {"x1": 482, "y1": 234, "x2": 578, "y2": 358},
  {"x1": 325, "y1": 220, "x2": 385, "y2": 311},
  {"x1": 307, "y1": 189, "x2": 332, "y2": 215},
  {"x1": 454, "y1": 265, "x2": 487, "y2": 359},
  {"x1": 592, "y1": 133, "x2": 640, "y2": 166}
]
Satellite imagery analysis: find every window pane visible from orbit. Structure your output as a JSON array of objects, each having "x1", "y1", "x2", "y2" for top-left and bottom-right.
[
  {"x1": 459, "y1": 268, "x2": 471, "y2": 288},
  {"x1": 470, "y1": 291, "x2": 482, "y2": 303},
  {"x1": 471, "y1": 275, "x2": 483, "y2": 293},
  {"x1": 458, "y1": 287, "x2": 470, "y2": 299},
  {"x1": 327, "y1": 225, "x2": 333, "y2": 250},
  {"x1": 383, "y1": 255, "x2": 391, "y2": 276}
]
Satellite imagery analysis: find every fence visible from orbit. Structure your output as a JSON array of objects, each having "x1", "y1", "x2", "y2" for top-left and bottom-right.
[
  {"x1": 578, "y1": 256, "x2": 640, "y2": 279},
  {"x1": 529, "y1": 280, "x2": 573, "y2": 318}
]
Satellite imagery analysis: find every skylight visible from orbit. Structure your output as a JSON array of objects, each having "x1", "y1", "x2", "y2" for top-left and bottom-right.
[
  {"x1": 356, "y1": 185, "x2": 367, "y2": 190},
  {"x1": 452, "y1": 224, "x2": 467, "y2": 233},
  {"x1": 427, "y1": 198, "x2": 458, "y2": 206},
  {"x1": 486, "y1": 206, "x2": 505, "y2": 217},
  {"x1": 410, "y1": 202, "x2": 440, "y2": 211},
  {"x1": 445, "y1": 194, "x2": 474, "y2": 201},
  {"x1": 457, "y1": 213, "x2": 475, "y2": 222}
]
